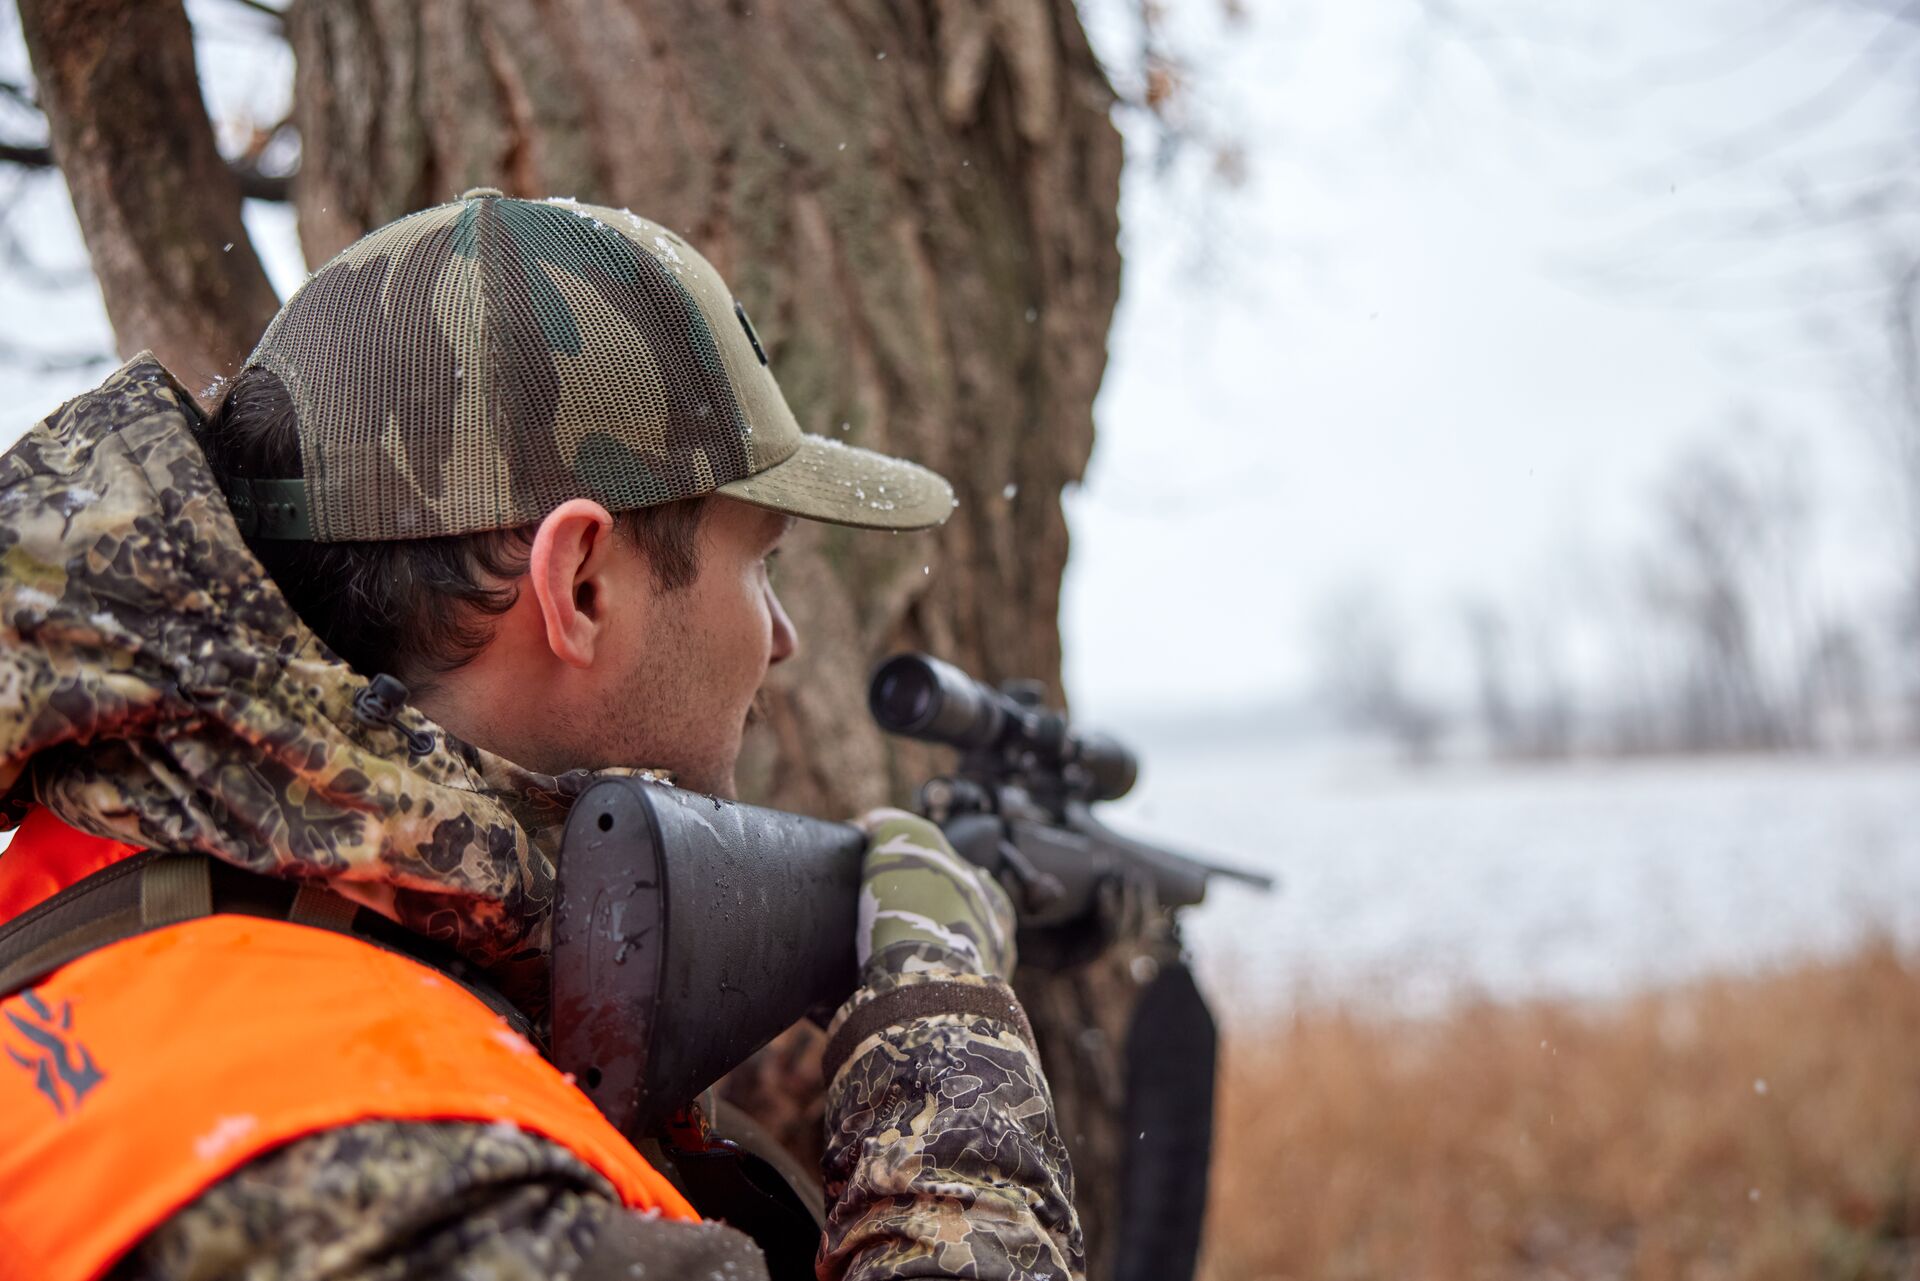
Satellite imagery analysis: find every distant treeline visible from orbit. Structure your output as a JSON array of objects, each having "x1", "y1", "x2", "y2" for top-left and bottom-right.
[{"x1": 1315, "y1": 419, "x2": 1916, "y2": 761}]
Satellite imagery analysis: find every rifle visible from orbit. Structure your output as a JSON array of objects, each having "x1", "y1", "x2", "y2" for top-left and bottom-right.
[{"x1": 549, "y1": 653, "x2": 1273, "y2": 1280}]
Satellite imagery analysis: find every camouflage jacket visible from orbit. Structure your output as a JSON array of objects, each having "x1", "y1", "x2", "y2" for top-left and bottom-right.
[{"x1": 0, "y1": 356, "x2": 1084, "y2": 1281}]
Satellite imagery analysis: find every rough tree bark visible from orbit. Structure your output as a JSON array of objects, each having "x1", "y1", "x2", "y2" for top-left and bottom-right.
[
  {"x1": 18, "y1": 0, "x2": 281, "y2": 399},
  {"x1": 26, "y1": 2, "x2": 1163, "y2": 1273}
]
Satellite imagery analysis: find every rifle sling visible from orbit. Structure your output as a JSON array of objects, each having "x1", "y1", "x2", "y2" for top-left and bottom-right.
[
  {"x1": 820, "y1": 978, "x2": 1035, "y2": 1084},
  {"x1": 0, "y1": 850, "x2": 534, "y2": 1041}
]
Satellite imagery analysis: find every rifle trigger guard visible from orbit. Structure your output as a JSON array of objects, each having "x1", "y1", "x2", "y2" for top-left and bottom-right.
[{"x1": 997, "y1": 838, "x2": 1064, "y2": 913}]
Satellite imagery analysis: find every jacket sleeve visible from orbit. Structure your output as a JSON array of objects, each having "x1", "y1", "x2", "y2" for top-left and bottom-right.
[
  {"x1": 817, "y1": 947, "x2": 1086, "y2": 1281},
  {"x1": 104, "y1": 1118, "x2": 768, "y2": 1281}
]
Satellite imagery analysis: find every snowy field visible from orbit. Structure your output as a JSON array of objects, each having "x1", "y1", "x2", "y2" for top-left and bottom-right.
[{"x1": 1103, "y1": 731, "x2": 1920, "y2": 1016}]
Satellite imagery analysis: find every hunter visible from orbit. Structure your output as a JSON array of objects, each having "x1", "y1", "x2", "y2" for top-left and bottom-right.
[{"x1": 0, "y1": 190, "x2": 1082, "y2": 1281}]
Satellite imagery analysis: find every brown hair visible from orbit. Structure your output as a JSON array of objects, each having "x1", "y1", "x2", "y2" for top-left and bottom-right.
[{"x1": 199, "y1": 367, "x2": 707, "y2": 682}]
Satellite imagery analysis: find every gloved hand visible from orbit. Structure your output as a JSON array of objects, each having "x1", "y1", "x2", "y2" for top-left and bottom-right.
[{"x1": 852, "y1": 807, "x2": 1017, "y2": 981}]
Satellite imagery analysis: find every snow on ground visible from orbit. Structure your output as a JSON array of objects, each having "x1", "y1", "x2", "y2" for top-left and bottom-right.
[{"x1": 1102, "y1": 733, "x2": 1920, "y2": 1017}]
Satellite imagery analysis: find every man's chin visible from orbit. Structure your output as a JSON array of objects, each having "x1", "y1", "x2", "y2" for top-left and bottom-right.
[{"x1": 659, "y1": 717, "x2": 747, "y2": 799}]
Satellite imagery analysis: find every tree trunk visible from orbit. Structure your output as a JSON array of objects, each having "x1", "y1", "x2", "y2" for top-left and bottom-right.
[
  {"x1": 285, "y1": 0, "x2": 1122, "y2": 818},
  {"x1": 18, "y1": 0, "x2": 281, "y2": 400}
]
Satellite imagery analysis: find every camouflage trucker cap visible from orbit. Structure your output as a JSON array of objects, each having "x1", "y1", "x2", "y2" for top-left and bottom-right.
[{"x1": 227, "y1": 187, "x2": 954, "y2": 542}]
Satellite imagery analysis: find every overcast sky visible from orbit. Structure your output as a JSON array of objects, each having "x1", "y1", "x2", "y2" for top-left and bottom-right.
[
  {"x1": 1066, "y1": 0, "x2": 1917, "y2": 718},
  {"x1": 2, "y1": 1, "x2": 1914, "y2": 721}
]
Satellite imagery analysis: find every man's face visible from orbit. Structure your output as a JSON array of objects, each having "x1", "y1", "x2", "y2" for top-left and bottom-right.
[
  {"x1": 425, "y1": 496, "x2": 799, "y2": 796},
  {"x1": 556, "y1": 498, "x2": 797, "y2": 796}
]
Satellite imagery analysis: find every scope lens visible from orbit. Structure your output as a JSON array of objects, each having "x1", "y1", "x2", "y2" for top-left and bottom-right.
[
  {"x1": 871, "y1": 664, "x2": 936, "y2": 730},
  {"x1": 870, "y1": 652, "x2": 1012, "y2": 751}
]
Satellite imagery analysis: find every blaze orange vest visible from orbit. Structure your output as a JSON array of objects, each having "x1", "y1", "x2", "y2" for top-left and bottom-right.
[{"x1": 0, "y1": 813, "x2": 698, "y2": 1281}]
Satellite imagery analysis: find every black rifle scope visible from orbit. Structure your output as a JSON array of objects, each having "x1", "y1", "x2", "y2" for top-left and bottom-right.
[{"x1": 868, "y1": 652, "x2": 1139, "y2": 802}]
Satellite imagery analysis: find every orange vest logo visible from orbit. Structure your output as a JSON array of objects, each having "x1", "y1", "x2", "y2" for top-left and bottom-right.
[{"x1": 3, "y1": 987, "x2": 106, "y2": 1115}]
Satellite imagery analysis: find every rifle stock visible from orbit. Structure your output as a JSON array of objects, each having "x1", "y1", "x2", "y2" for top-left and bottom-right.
[
  {"x1": 549, "y1": 772, "x2": 1269, "y2": 1134},
  {"x1": 549, "y1": 775, "x2": 864, "y2": 1136}
]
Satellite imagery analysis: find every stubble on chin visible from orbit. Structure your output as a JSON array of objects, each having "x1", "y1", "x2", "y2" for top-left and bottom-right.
[
  {"x1": 654, "y1": 705, "x2": 747, "y2": 800},
  {"x1": 678, "y1": 691, "x2": 762, "y2": 801},
  {"x1": 675, "y1": 753, "x2": 739, "y2": 800}
]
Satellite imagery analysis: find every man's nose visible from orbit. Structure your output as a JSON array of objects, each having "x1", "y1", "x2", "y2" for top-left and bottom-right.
[{"x1": 768, "y1": 585, "x2": 798, "y2": 666}]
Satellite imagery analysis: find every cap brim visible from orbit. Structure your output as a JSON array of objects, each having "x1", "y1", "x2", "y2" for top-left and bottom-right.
[{"x1": 714, "y1": 435, "x2": 956, "y2": 531}]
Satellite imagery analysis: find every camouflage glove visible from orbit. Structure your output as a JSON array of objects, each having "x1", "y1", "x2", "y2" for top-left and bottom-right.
[
  {"x1": 853, "y1": 807, "x2": 1016, "y2": 981},
  {"x1": 815, "y1": 812, "x2": 1076, "y2": 1281}
]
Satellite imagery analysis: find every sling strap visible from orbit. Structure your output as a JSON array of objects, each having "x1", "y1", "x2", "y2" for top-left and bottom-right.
[{"x1": 0, "y1": 848, "x2": 534, "y2": 1039}]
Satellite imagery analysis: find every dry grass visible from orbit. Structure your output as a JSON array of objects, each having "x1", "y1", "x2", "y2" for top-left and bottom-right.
[{"x1": 1202, "y1": 943, "x2": 1920, "y2": 1281}]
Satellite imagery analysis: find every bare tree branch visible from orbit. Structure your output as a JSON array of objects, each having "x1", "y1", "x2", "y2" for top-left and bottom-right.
[
  {"x1": 0, "y1": 178, "x2": 96, "y2": 289},
  {"x1": 0, "y1": 123, "x2": 293, "y2": 201},
  {"x1": 0, "y1": 142, "x2": 51, "y2": 167},
  {"x1": 0, "y1": 80, "x2": 38, "y2": 112},
  {"x1": 17, "y1": 0, "x2": 282, "y2": 397},
  {"x1": 224, "y1": 0, "x2": 286, "y2": 21},
  {"x1": 1616, "y1": 9, "x2": 1920, "y2": 192},
  {"x1": 232, "y1": 163, "x2": 289, "y2": 202}
]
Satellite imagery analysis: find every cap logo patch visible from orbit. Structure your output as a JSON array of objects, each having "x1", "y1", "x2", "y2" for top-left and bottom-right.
[{"x1": 734, "y1": 301, "x2": 770, "y2": 366}]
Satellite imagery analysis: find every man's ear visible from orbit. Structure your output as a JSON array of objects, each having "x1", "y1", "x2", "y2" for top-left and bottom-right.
[{"x1": 528, "y1": 499, "x2": 619, "y2": 668}]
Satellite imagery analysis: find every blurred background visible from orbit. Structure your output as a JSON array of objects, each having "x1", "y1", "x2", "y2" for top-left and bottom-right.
[
  {"x1": 1064, "y1": 0, "x2": 1920, "y2": 1008},
  {"x1": 3, "y1": 1, "x2": 1918, "y2": 1276}
]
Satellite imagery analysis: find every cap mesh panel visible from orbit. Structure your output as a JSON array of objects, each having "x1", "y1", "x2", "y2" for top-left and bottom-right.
[
  {"x1": 248, "y1": 196, "x2": 761, "y2": 541},
  {"x1": 573, "y1": 207, "x2": 804, "y2": 474}
]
